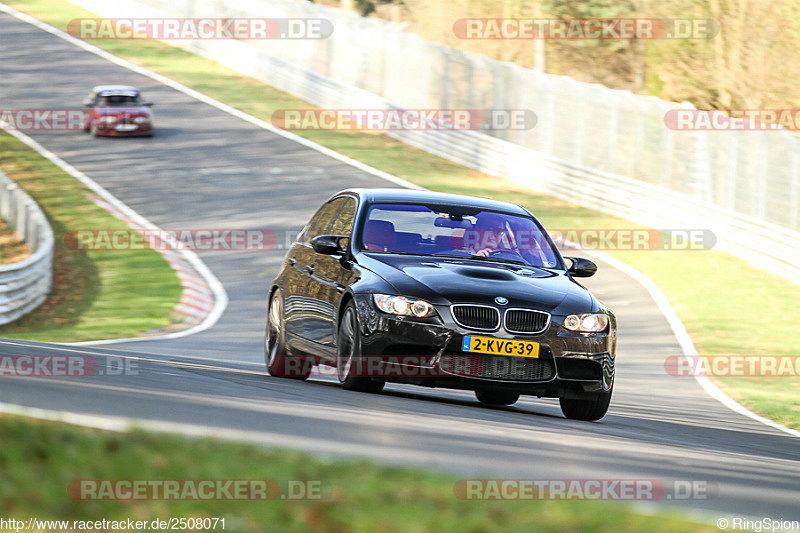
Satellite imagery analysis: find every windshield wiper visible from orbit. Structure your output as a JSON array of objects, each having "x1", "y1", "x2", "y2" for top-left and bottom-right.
[
  {"x1": 365, "y1": 251, "x2": 435, "y2": 257},
  {"x1": 367, "y1": 250, "x2": 528, "y2": 266},
  {"x1": 431, "y1": 253, "x2": 527, "y2": 266}
]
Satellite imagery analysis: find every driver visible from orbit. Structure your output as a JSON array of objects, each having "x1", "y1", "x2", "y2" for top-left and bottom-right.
[{"x1": 469, "y1": 214, "x2": 517, "y2": 257}]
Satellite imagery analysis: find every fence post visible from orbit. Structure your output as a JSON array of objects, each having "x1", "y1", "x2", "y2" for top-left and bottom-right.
[
  {"x1": 543, "y1": 84, "x2": 554, "y2": 155},
  {"x1": 27, "y1": 220, "x2": 37, "y2": 252},
  {"x1": 662, "y1": 118, "x2": 674, "y2": 188},
  {"x1": 0, "y1": 183, "x2": 9, "y2": 219},
  {"x1": 633, "y1": 107, "x2": 645, "y2": 179},
  {"x1": 467, "y1": 56, "x2": 475, "y2": 111},
  {"x1": 727, "y1": 134, "x2": 738, "y2": 211},
  {"x1": 689, "y1": 130, "x2": 711, "y2": 200},
  {"x1": 492, "y1": 63, "x2": 506, "y2": 142},
  {"x1": 607, "y1": 104, "x2": 618, "y2": 173},
  {"x1": 18, "y1": 202, "x2": 30, "y2": 243},
  {"x1": 440, "y1": 48, "x2": 450, "y2": 111},
  {"x1": 756, "y1": 134, "x2": 769, "y2": 220},
  {"x1": 574, "y1": 99, "x2": 584, "y2": 165}
]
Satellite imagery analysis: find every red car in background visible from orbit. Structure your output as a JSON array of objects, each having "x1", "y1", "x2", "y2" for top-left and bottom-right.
[{"x1": 83, "y1": 85, "x2": 154, "y2": 137}]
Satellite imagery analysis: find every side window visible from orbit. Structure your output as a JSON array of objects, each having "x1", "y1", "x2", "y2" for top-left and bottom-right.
[
  {"x1": 304, "y1": 198, "x2": 346, "y2": 242},
  {"x1": 297, "y1": 205, "x2": 326, "y2": 243},
  {"x1": 329, "y1": 198, "x2": 356, "y2": 236}
]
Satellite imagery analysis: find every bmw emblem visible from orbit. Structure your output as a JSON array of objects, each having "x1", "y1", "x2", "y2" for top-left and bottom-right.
[{"x1": 494, "y1": 296, "x2": 508, "y2": 306}]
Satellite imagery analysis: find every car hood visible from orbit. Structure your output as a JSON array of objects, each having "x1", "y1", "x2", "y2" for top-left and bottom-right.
[
  {"x1": 94, "y1": 106, "x2": 151, "y2": 116},
  {"x1": 357, "y1": 253, "x2": 595, "y2": 315}
]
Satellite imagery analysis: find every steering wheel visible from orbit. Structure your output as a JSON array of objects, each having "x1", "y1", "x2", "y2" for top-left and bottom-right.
[{"x1": 485, "y1": 249, "x2": 524, "y2": 261}]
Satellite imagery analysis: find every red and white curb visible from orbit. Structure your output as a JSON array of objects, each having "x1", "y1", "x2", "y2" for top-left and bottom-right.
[{"x1": 88, "y1": 194, "x2": 214, "y2": 325}]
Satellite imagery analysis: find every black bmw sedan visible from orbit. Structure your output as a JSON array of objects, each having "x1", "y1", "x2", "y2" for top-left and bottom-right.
[{"x1": 266, "y1": 188, "x2": 616, "y2": 421}]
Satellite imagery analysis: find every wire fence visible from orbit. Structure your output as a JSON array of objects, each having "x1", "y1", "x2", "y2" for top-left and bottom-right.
[
  {"x1": 73, "y1": 0, "x2": 800, "y2": 282},
  {"x1": 140, "y1": 0, "x2": 800, "y2": 233}
]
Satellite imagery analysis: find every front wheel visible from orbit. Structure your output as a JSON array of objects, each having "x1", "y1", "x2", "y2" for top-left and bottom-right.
[
  {"x1": 559, "y1": 387, "x2": 612, "y2": 421},
  {"x1": 337, "y1": 301, "x2": 384, "y2": 393},
  {"x1": 265, "y1": 289, "x2": 310, "y2": 380}
]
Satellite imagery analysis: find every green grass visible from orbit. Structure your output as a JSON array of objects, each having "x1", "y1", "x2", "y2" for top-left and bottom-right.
[
  {"x1": 0, "y1": 132, "x2": 183, "y2": 342},
  {"x1": 5, "y1": 0, "x2": 800, "y2": 427},
  {"x1": 709, "y1": 376, "x2": 800, "y2": 429},
  {"x1": 0, "y1": 413, "x2": 719, "y2": 533}
]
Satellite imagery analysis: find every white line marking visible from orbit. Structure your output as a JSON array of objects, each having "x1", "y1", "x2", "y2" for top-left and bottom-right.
[
  {"x1": 583, "y1": 248, "x2": 800, "y2": 439},
  {"x1": 0, "y1": 337, "x2": 265, "y2": 368},
  {"x1": 0, "y1": 402, "x2": 130, "y2": 432},
  {"x1": 87, "y1": 193, "x2": 216, "y2": 323},
  {"x1": 0, "y1": 125, "x2": 228, "y2": 345},
  {"x1": 0, "y1": 3, "x2": 423, "y2": 192}
]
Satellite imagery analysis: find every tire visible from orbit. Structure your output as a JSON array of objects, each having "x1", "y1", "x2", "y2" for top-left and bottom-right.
[
  {"x1": 475, "y1": 390, "x2": 520, "y2": 406},
  {"x1": 337, "y1": 301, "x2": 384, "y2": 393},
  {"x1": 559, "y1": 387, "x2": 612, "y2": 421},
  {"x1": 265, "y1": 289, "x2": 310, "y2": 380}
]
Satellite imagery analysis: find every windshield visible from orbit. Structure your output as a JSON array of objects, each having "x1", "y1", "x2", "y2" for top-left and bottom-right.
[
  {"x1": 360, "y1": 203, "x2": 563, "y2": 269},
  {"x1": 97, "y1": 93, "x2": 142, "y2": 106}
]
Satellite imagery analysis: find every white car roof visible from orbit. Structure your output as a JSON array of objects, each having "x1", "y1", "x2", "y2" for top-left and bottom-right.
[{"x1": 93, "y1": 85, "x2": 140, "y2": 94}]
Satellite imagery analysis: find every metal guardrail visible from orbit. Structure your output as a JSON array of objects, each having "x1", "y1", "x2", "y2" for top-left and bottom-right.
[
  {"x1": 0, "y1": 169, "x2": 53, "y2": 325},
  {"x1": 68, "y1": 0, "x2": 800, "y2": 284}
]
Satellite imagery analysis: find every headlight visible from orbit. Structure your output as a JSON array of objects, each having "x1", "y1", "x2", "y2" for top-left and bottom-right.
[
  {"x1": 373, "y1": 294, "x2": 436, "y2": 318},
  {"x1": 133, "y1": 116, "x2": 150, "y2": 124},
  {"x1": 99, "y1": 116, "x2": 117, "y2": 123},
  {"x1": 563, "y1": 313, "x2": 608, "y2": 333}
]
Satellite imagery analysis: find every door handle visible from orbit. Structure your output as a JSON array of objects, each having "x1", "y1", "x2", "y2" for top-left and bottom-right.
[
  {"x1": 287, "y1": 258, "x2": 296, "y2": 266},
  {"x1": 305, "y1": 265, "x2": 315, "y2": 274}
]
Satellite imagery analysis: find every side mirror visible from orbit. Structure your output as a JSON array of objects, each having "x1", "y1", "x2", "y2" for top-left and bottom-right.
[
  {"x1": 311, "y1": 234, "x2": 348, "y2": 256},
  {"x1": 565, "y1": 256, "x2": 597, "y2": 278},
  {"x1": 83, "y1": 99, "x2": 93, "y2": 107},
  {"x1": 144, "y1": 102, "x2": 154, "y2": 107}
]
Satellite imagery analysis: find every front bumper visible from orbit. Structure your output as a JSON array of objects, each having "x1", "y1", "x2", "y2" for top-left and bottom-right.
[
  {"x1": 93, "y1": 121, "x2": 153, "y2": 136},
  {"x1": 352, "y1": 293, "x2": 615, "y2": 396}
]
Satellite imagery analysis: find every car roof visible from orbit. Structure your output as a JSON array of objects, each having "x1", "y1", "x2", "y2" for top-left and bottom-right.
[
  {"x1": 339, "y1": 188, "x2": 530, "y2": 216},
  {"x1": 92, "y1": 85, "x2": 140, "y2": 94}
]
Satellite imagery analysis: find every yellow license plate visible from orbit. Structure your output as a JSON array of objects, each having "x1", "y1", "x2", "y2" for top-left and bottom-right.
[{"x1": 462, "y1": 335, "x2": 539, "y2": 358}]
